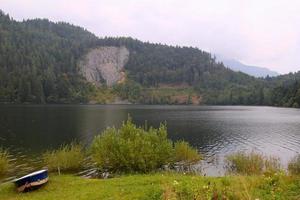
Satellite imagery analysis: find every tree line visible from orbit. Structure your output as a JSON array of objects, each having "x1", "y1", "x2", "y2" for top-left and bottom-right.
[{"x1": 0, "y1": 10, "x2": 299, "y2": 107}]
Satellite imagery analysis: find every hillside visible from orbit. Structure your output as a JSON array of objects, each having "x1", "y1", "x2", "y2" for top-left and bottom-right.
[
  {"x1": 0, "y1": 11, "x2": 99, "y2": 103},
  {"x1": 266, "y1": 71, "x2": 300, "y2": 107},
  {"x1": 96, "y1": 37, "x2": 266, "y2": 105},
  {"x1": 0, "y1": 10, "x2": 299, "y2": 107}
]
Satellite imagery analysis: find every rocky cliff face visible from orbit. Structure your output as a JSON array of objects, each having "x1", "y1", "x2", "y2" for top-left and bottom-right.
[{"x1": 80, "y1": 46, "x2": 129, "y2": 86}]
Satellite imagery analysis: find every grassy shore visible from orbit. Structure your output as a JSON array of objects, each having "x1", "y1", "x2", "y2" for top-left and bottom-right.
[{"x1": 0, "y1": 173, "x2": 299, "y2": 200}]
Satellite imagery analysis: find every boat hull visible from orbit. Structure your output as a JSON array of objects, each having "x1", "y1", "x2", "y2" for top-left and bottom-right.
[{"x1": 14, "y1": 169, "x2": 48, "y2": 192}]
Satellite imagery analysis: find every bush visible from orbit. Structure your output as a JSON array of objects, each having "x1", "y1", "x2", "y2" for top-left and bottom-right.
[
  {"x1": 0, "y1": 148, "x2": 10, "y2": 178},
  {"x1": 43, "y1": 143, "x2": 84, "y2": 174},
  {"x1": 90, "y1": 118, "x2": 174, "y2": 173},
  {"x1": 225, "y1": 152, "x2": 281, "y2": 175},
  {"x1": 288, "y1": 154, "x2": 300, "y2": 175},
  {"x1": 174, "y1": 141, "x2": 202, "y2": 165}
]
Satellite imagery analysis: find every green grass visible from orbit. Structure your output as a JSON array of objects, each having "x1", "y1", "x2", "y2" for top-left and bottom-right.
[
  {"x1": 225, "y1": 151, "x2": 282, "y2": 176},
  {"x1": 140, "y1": 87, "x2": 199, "y2": 104},
  {"x1": 0, "y1": 173, "x2": 300, "y2": 200},
  {"x1": 88, "y1": 86, "x2": 116, "y2": 104},
  {"x1": 43, "y1": 143, "x2": 85, "y2": 173},
  {"x1": 174, "y1": 141, "x2": 202, "y2": 165},
  {"x1": 0, "y1": 148, "x2": 10, "y2": 178},
  {"x1": 288, "y1": 155, "x2": 300, "y2": 175}
]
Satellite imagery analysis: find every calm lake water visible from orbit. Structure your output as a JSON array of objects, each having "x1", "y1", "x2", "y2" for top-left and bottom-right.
[{"x1": 1, "y1": 105, "x2": 300, "y2": 175}]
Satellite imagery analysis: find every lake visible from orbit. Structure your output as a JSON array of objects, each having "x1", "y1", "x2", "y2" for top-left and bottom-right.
[{"x1": 1, "y1": 105, "x2": 300, "y2": 175}]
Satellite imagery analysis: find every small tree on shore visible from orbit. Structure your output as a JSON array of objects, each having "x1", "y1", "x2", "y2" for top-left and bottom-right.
[{"x1": 90, "y1": 119, "x2": 202, "y2": 173}]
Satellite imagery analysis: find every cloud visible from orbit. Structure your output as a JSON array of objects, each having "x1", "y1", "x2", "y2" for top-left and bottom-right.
[{"x1": 1, "y1": 0, "x2": 300, "y2": 73}]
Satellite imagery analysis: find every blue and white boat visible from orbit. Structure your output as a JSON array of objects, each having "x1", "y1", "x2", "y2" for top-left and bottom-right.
[{"x1": 14, "y1": 169, "x2": 48, "y2": 192}]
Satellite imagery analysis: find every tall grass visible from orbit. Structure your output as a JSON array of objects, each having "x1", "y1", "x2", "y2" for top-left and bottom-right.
[
  {"x1": 264, "y1": 155, "x2": 281, "y2": 175},
  {"x1": 174, "y1": 141, "x2": 202, "y2": 165},
  {"x1": 0, "y1": 148, "x2": 10, "y2": 178},
  {"x1": 288, "y1": 154, "x2": 300, "y2": 175},
  {"x1": 43, "y1": 143, "x2": 84, "y2": 174},
  {"x1": 225, "y1": 151, "x2": 281, "y2": 175}
]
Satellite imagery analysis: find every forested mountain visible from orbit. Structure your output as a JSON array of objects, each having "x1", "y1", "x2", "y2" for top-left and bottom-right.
[
  {"x1": 265, "y1": 72, "x2": 300, "y2": 107},
  {"x1": 0, "y1": 10, "x2": 299, "y2": 107},
  {"x1": 97, "y1": 37, "x2": 267, "y2": 105},
  {"x1": 0, "y1": 11, "x2": 99, "y2": 103}
]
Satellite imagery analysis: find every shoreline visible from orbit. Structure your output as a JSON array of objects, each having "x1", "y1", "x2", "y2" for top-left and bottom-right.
[{"x1": 0, "y1": 103, "x2": 298, "y2": 109}]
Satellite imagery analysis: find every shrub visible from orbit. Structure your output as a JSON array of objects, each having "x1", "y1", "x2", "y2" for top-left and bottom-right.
[
  {"x1": 0, "y1": 148, "x2": 10, "y2": 178},
  {"x1": 174, "y1": 141, "x2": 202, "y2": 165},
  {"x1": 90, "y1": 118, "x2": 174, "y2": 173},
  {"x1": 91, "y1": 119, "x2": 202, "y2": 173},
  {"x1": 288, "y1": 154, "x2": 300, "y2": 175},
  {"x1": 43, "y1": 143, "x2": 84, "y2": 174},
  {"x1": 225, "y1": 151, "x2": 281, "y2": 175}
]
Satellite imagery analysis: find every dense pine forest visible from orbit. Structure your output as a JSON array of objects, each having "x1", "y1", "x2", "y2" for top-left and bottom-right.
[
  {"x1": 0, "y1": 10, "x2": 300, "y2": 107},
  {"x1": 0, "y1": 11, "x2": 100, "y2": 103}
]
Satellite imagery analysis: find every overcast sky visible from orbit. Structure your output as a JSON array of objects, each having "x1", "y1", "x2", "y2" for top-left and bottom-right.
[{"x1": 1, "y1": 0, "x2": 300, "y2": 74}]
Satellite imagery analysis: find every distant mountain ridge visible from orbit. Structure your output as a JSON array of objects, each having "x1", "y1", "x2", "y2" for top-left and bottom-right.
[{"x1": 216, "y1": 55, "x2": 279, "y2": 77}]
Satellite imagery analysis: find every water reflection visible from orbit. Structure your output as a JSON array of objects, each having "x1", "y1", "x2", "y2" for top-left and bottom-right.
[{"x1": 1, "y1": 105, "x2": 300, "y2": 175}]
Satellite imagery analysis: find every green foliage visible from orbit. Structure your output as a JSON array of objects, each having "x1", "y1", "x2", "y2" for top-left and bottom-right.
[
  {"x1": 165, "y1": 173, "x2": 300, "y2": 200},
  {"x1": 138, "y1": 87, "x2": 198, "y2": 105},
  {"x1": 88, "y1": 85, "x2": 116, "y2": 104},
  {"x1": 174, "y1": 141, "x2": 202, "y2": 165},
  {"x1": 98, "y1": 37, "x2": 269, "y2": 105},
  {"x1": 226, "y1": 152, "x2": 264, "y2": 175},
  {"x1": 43, "y1": 143, "x2": 84, "y2": 173},
  {"x1": 0, "y1": 11, "x2": 272, "y2": 106},
  {"x1": 98, "y1": 37, "x2": 300, "y2": 107},
  {"x1": 90, "y1": 119, "x2": 202, "y2": 173},
  {"x1": 0, "y1": 148, "x2": 10, "y2": 178},
  {"x1": 264, "y1": 156, "x2": 282, "y2": 175},
  {"x1": 288, "y1": 154, "x2": 300, "y2": 175},
  {"x1": 0, "y1": 11, "x2": 98, "y2": 103},
  {"x1": 257, "y1": 172, "x2": 288, "y2": 199},
  {"x1": 90, "y1": 118, "x2": 174, "y2": 173},
  {"x1": 268, "y1": 73, "x2": 300, "y2": 107},
  {"x1": 1, "y1": 10, "x2": 300, "y2": 106},
  {"x1": 113, "y1": 80, "x2": 142, "y2": 103},
  {"x1": 225, "y1": 152, "x2": 281, "y2": 175}
]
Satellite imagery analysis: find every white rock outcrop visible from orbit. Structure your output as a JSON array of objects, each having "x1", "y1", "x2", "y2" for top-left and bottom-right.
[{"x1": 80, "y1": 46, "x2": 129, "y2": 86}]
